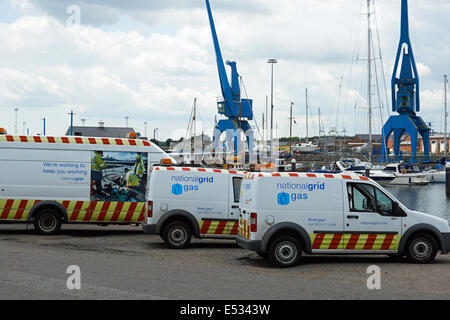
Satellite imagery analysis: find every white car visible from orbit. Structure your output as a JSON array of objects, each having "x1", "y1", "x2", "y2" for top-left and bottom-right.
[
  {"x1": 237, "y1": 172, "x2": 450, "y2": 267},
  {"x1": 142, "y1": 166, "x2": 243, "y2": 248}
]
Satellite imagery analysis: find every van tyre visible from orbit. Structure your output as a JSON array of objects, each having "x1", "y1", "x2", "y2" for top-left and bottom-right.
[
  {"x1": 34, "y1": 209, "x2": 62, "y2": 235},
  {"x1": 405, "y1": 233, "x2": 438, "y2": 264},
  {"x1": 163, "y1": 221, "x2": 192, "y2": 249},
  {"x1": 268, "y1": 236, "x2": 302, "y2": 268}
]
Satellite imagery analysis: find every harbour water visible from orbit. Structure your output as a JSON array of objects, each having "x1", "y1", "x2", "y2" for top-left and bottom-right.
[{"x1": 385, "y1": 184, "x2": 450, "y2": 221}]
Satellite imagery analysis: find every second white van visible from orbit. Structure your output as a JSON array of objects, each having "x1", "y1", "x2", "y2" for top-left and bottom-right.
[{"x1": 142, "y1": 166, "x2": 243, "y2": 248}]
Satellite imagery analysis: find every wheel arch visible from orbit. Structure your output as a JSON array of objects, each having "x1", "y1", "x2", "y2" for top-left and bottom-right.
[
  {"x1": 261, "y1": 222, "x2": 312, "y2": 254},
  {"x1": 156, "y1": 210, "x2": 200, "y2": 237},
  {"x1": 28, "y1": 201, "x2": 68, "y2": 222},
  {"x1": 399, "y1": 224, "x2": 446, "y2": 255}
]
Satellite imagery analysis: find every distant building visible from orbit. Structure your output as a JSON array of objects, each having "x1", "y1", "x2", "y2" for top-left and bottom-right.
[
  {"x1": 65, "y1": 121, "x2": 137, "y2": 138},
  {"x1": 387, "y1": 132, "x2": 449, "y2": 154}
]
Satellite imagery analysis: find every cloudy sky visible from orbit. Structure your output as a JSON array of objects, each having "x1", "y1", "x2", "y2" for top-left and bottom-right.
[{"x1": 0, "y1": 0, "x2": 449, "y2": 140}]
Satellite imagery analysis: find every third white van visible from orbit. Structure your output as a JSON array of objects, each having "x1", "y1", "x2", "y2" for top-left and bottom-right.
[{"x1": 237, "y1": 172, "x2": 450, "y2": 267}]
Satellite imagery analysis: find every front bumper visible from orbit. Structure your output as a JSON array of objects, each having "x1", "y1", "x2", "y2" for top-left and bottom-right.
[
  {"x1": 236, "y1": 236, "x2": 263, "y2": 252},
  {"x1": 142, "y1": 223, "x2": 158, "y2": 235},
  {"x1": 442, "y1": 233, "x2": 450, "y2": 254}
]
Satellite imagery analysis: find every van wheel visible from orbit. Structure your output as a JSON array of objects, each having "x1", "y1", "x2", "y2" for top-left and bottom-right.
[
  {"x1": 162, "y1": 221, "x2": 192, "y2": 249},
  {"x1": 34, "y1": 209, "x2": 62, "y2": 235},
  {"x1": 405, "y1": 233, "x2": 438, "y2": 264},
  {"x1": 268, "y1": 236, "x2": 302, "y2": 268}
]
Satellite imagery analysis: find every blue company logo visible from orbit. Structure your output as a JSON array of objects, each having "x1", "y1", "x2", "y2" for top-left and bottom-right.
[
  {"x1": 172, "y1": 183, "x2": 183, "y2": 195},
  {"x1": 171, "y1": 183, "x2": 199, "y2": 196},
  {"x1": 277, "y1": 192, "x2": 290, "y2": 206}
]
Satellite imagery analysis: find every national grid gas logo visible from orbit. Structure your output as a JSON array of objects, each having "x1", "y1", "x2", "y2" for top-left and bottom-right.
[
  {"x1": 171, "y1": 175, "x2": 214, "y2": 195},
  {"x1": 276, "y1": 182, "x2": 326, "y2": 205}
]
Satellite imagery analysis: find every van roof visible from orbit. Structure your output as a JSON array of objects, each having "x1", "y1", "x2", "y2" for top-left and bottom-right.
[
  {"x1": 153, "y1": 166, "x2": 245, "y2": 175},
  {"x1": 245, "y1": 171, "x2": 371, "y2": 182},
  {"x1": 0, "y1": 134, "x2": 151, "y2": 147}
]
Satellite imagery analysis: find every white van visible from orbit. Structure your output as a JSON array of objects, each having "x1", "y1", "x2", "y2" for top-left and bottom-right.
[
  {"x1": 142, "y1": 166, "x2": 243, "y2": 248},
  {"x1": 0, "y1": 134, "x2": 173, "y2": 234},
  {"x1": 237, "y1": 172, "x2": 450, "y2": 267}
]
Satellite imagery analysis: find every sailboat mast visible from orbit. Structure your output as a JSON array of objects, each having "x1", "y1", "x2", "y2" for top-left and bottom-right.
[
  {"x1": 305, "y1": 89, "x2": 309, "y2": 143},
  {"x1": 289, "y1": 102, "x2": 294, "y2": 156},
  {"x1": 193, "y1": 98, "x2": 197, "y2": 139},
  {"x1": 445, "y1": 74, "x2": 448, "y2": 159},
  {"x1": 367, "y1": 0, "x2": 373, "y2": 162}
]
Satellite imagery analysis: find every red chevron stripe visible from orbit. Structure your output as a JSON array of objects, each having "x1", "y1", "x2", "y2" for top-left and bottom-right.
[
  {"x1": 345, "y1": 234, "x2": 360, "y2": 250},
  {"x1": 364, "y1": 234, "x2": 378, "y2": 250},
  {"x1": 137, "y1": 205, "x2": 146, "y2": 222},
  {"x1": 328, "y1": 233, "x2": 343, "y2": 249},
  {"x1": 381, "y1": 234, "x2": 395, "y2": 250},
  {"x1": 97, "y1": 202, "x2": 111, "y2": 221},
  {"x1": 111, "y1": 202, "x2": 124, "y2": 221},
  {"x1": 230, "y1": 222, "x2": 239, "y2": 235},
  {"x1": 214, "y1": 221, "x2": 227, "y2": 234},
  {"x1": 312, "y1": 234, "x2": 325, "y2": 250},
  {"x1": 0, "y1": 199, "x2": 15, "y2": 219},
  {"x1": 69, "y1": 201, "x2": 84, "y2": 221},
  {"x1": 14, "y1": 200, "x2": 28, "y2": 220},
  {"x1": 201, "y1": 220, "x2": 211, "y2": 234},
  {"x1": 124, "y1": 202, "x2": 138, "y2": 221}
]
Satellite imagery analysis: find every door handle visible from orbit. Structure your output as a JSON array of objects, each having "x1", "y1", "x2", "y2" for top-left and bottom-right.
[
  {"x1": 232, "y1": 205, "x2": 239, "y2": 209},
  {"x1": 347, "y1": 215, "x2": 359, "y2": 220}
]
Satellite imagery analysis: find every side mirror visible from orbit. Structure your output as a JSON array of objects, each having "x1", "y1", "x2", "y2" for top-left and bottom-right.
[{"x1": 393, "y1": 202, "x2": 407, "y2": 217}]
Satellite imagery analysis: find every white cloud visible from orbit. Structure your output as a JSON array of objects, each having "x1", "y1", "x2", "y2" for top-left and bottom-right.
[{"x1": 0, "y1": 0, "x2": 448, "y2": 139}]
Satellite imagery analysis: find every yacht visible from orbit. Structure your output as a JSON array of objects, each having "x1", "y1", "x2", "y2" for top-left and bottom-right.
[
  {"x1": 382, "y1": 163, "x2": 429, "y2": 186},
  {"x1": 293, "y1": 141, "x2": 318, "y2": 154},
  {"x1": 334, "y1": 160, "x2": 395, "y2": 186}
]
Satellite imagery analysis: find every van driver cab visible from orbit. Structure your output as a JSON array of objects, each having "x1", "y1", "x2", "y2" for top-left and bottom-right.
[{"x1": 237, "y1": 172, "x2": 450, "y2": 268}]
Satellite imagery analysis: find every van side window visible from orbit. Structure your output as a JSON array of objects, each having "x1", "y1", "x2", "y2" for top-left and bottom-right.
[
  {"x1": 374, "y1": 188, "x2": 395, "y2": 216},
  {"x1": 232, "y1": 177, "x2": 243, "y2": 203},
  {"x1": 348, "y1": 184, "x2": 376, "y2": 212},
  {"x1": 347, "y1": 183, "x2": 395, "y2": 216}
]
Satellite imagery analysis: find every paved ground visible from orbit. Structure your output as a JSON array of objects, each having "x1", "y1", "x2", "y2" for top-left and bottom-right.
[{"x1": 0, "y1": 224, "x2": 449, "y2": 300}]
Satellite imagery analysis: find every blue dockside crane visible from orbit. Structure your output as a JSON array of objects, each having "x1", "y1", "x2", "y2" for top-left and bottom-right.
[
  {"x1": 205, "y1": 0, "x2": 254, "y2": 154},
  {"x1": 381, "y1": 0, "x2": 430, "y2": 163}
]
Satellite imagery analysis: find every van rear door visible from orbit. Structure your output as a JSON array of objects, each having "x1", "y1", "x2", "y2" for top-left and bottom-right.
[
  {"x1": 227, "y1": 176, "x2": 242, "y2": 235},
  {"x1": 238, "y1": 175, "x2": 253, "y2": 239}
]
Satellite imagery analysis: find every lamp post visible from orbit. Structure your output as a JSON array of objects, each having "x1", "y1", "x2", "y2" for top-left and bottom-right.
[
  {"x1": 267, "y1": 58, "x2": 278, "y2": 156},
  {"x1": 42, "y1": 117, "x2": 46, "y2": 136},
  {"x1": 68, "y1": 110, "x2": 76, "y2": 136},
  {"x1": 14, "y1": 108, "x2": 19, "y2": 135}
]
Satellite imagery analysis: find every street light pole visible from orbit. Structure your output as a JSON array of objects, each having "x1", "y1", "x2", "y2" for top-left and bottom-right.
[
  {"x1": 267, "y1": 58, "x2": 278, "y2": 156},
  {"x1": 42, "y1": 117, "x2": 46, "y2": 136},
  {"x1": 14, "y1": 108, "x2": 19, "y2": 135}
]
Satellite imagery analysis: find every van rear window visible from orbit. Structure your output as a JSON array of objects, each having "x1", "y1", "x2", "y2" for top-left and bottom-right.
[{"x1": 233, "y1": 177, "x2": 242, "y2": 203}]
